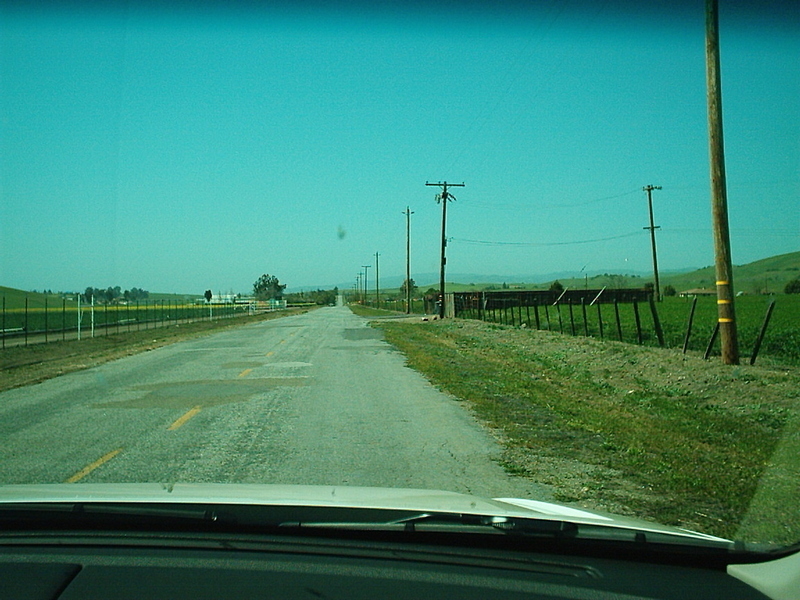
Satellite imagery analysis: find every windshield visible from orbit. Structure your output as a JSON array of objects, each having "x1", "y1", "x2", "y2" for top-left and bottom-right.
[{"x1": 1, "y1": 0, "x2": 798, "y2": 555}]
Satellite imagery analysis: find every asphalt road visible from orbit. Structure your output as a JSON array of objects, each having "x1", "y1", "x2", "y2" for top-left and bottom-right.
[{"x1": 0, "y1": 306, "x2": 549, "y2": 500}]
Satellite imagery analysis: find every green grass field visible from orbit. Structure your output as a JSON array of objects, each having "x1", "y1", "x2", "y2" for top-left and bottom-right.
[
  {"x1": 373, "y1": 317, "x2": 800, "y2": 545},
  {"x1": 460, "y1": 294, "x2": 799, "y2": 366}
]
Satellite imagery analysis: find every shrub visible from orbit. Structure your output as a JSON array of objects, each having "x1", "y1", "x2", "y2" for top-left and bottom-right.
[{"x1": 785, "y1": 278, "x2": 800, "y2": 294}]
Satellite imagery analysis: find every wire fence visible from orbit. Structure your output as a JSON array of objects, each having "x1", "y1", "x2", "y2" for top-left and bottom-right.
[
  {"x1": 0, "y1": 298, "x2": 277, "y2": 349},
  {"x1": 450, "y1": 289, "x2": 796, "y2": 366},
  {"x1": 452, "y1": 288, "x2": 657, "y2": 343}
]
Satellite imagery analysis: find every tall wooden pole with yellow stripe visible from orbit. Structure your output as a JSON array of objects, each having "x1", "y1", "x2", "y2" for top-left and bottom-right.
[{"x1": 706, "y1": 0, "x2": 739, "y2": 364}]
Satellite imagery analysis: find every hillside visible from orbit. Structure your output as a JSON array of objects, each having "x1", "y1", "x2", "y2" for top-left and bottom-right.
[
  {"x1": 0, "y1": 287, "x2": 74, "y2": 310},
  {"x1": 660, "y1": 251, "x2": 800, "y2": 295},
  {"x1": 0, "y1": 287, "x2": 202, "y2": 311},
  {"x1": 397, "y1": 251, "x2": 800, "y2": 296}
]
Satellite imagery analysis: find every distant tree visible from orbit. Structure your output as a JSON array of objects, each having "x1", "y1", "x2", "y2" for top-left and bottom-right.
[
  {"x1": 785, "y1": 278, "x2": 800, "y2": 294},
  {"x1": 400, "y1": 278, "x2": 418, "y2": 297},
  {"x1": 549, "y1": 280, "x2": 564, "y2": 293},
  {"x1": 253, "y1": 274, "x2": 286, "y2": 300},
  {"x1": 609, "y1": 274, "x2": 627, "y2": 289},
  {"x1": 84, "y1": 287, "x2": 94, "y2": 303},
  {"x1": 284, "y1": 287, "x2": 337, "y2": 305},
  {"x1": 204, "y1": 289, "x2": 213, "y2": 302},
  {"x1": 663, "y1": 284, "x2": 677, "y2": 297},
  {"x1": 643, "y1": 282, "x2": 655, "y2": 293}
]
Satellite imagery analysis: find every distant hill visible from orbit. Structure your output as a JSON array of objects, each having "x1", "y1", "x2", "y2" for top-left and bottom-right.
[
  {"x1": 0, "y1": 287, "x2": 202, "y2": 310},
  {"x1": 660, "y1": 251, "x2": 800, "y2": 295},
  {"x1": 523, "y1": 252, "x2": 800, "y2": 295},
  {"x1": 367, "y1": 251, "x2": 800, "y2": 296},
  {"x1": 0, "y1": 287, "x2": 73, "y2": 310}
]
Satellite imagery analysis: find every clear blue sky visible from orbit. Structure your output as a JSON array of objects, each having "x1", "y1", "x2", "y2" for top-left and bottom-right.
[{"x1": 1, "y1": 0, "x2": 798, "y2": 294}]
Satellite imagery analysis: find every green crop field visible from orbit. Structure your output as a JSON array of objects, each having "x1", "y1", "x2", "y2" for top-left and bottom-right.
[{"x1": 468, "y1": 294, "x2": 800, "y2": 366}]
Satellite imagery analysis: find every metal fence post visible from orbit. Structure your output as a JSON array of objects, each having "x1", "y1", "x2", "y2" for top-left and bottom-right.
[
  {"x1": 750, "y1": 300, "x2": 776, "y2": 366},
  {"x1": 682, "y1": 296, "x2": 698, "y2": 354}
]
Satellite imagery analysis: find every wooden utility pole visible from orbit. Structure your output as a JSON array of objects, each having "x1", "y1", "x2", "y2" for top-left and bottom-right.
[
  {"x1": 403, "y1": 207, "x2": 414, "y2": 314},
  {"x1": 706, "y1": 0, "x2": 739, "y2": 364},
  {"x1": 426, "y1": 181, "x2": 464, "y2": 319},
  {"x1": 643, "y1": 185, "x2": 662, "y2": 301},
  {"x1": 375, "y1": 252, "x2": 380, "y2": 308},
  {"x1": 362, "y1": 265, "x2": 371, "y2": 306}
]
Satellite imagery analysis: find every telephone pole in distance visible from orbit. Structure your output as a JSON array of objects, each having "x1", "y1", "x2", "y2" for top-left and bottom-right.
[
  {"x1": 426, "y1": 181, "x2": 464, "y2": 319},
  {"x1": 361, "y1": 265, "x2": 371, "y2": 306},
  {"x1": 643, "y1": 185, "x2": 662, "y2": 301},
  {"x1": 403, "y1": 207, "x2": 414, "y2": 314},
  {"x1": 374, "y1": 252, "x2": 380, "y2": 309}
]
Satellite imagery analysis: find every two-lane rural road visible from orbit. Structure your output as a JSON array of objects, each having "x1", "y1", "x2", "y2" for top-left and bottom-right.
[{"x1": 0, "y1": 306, "x2": 548, "y2": 500}]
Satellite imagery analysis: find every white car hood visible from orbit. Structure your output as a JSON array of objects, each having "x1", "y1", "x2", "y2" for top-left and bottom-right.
[{"x1": 0, "y1": 482, "x2": 729, "y2": 544}]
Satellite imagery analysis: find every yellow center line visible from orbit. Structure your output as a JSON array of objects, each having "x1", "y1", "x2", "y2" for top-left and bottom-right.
[
  {"x1": 266, "y1": 351, "x2": 274, "y2": 357},
  {"x1": 65, "y1": 447, "x2": 123, "y2": 483},
  {"x1": 238, "y1": 368, "x2": 253, "y2": 377},
  {"x1": 168, "y1": 406, "x2": 202, "y2": 431}
]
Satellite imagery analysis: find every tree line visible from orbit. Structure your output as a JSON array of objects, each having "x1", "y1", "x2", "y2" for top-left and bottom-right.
[
  {"x1": 82, "y1": 286, "x2": 149, "y2": 304},
  {"x1": 284, "y1": 287, "x2": 339, "y2": 306}
]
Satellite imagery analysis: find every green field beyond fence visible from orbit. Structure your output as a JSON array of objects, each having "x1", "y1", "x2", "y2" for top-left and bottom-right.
[
  {"x1": 1, "y1": 297, "x2": 255, "y2": 348},
  {"x1": 454, "y1": 292, "x2": 800, "y2": 366}
]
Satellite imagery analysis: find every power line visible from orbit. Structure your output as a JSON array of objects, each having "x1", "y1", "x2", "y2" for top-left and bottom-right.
[
  {"x1": 434, "y1": 0, "x2": 615, "y2": 177},
  {"x1": 451, "y1": 230, "x2": 645, "y2": 247},
  {"x1": 462, "y1": 188, "x2": 640, "y2": 211},
  {"x1": 435, "y1": 0, "x2": 568, "y2": 175}
]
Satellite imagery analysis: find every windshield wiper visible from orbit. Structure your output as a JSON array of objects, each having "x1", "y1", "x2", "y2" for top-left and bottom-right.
[
  {"x1": 280, "y1": 512, "x2": 579, "y2": 537},
  {"x1": 278, "y1": 511, "x2": 741, "y2": 552}
]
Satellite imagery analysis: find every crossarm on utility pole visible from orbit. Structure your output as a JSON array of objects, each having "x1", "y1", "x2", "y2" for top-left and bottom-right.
[{"x1": 426, "y1": 181, "x2": 465, "y2": 319}]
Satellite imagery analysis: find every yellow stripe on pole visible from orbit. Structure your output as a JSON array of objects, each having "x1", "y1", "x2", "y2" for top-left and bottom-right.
[
  {"x1": 716, "y1": 280, "x2": 729, "y2": 286},
  {"x1": 717, "y1": 299, "x2": 731, "y2": 304},
  {"x1": 719, "y1": 318, "x2": 734, "y2": 323}
]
